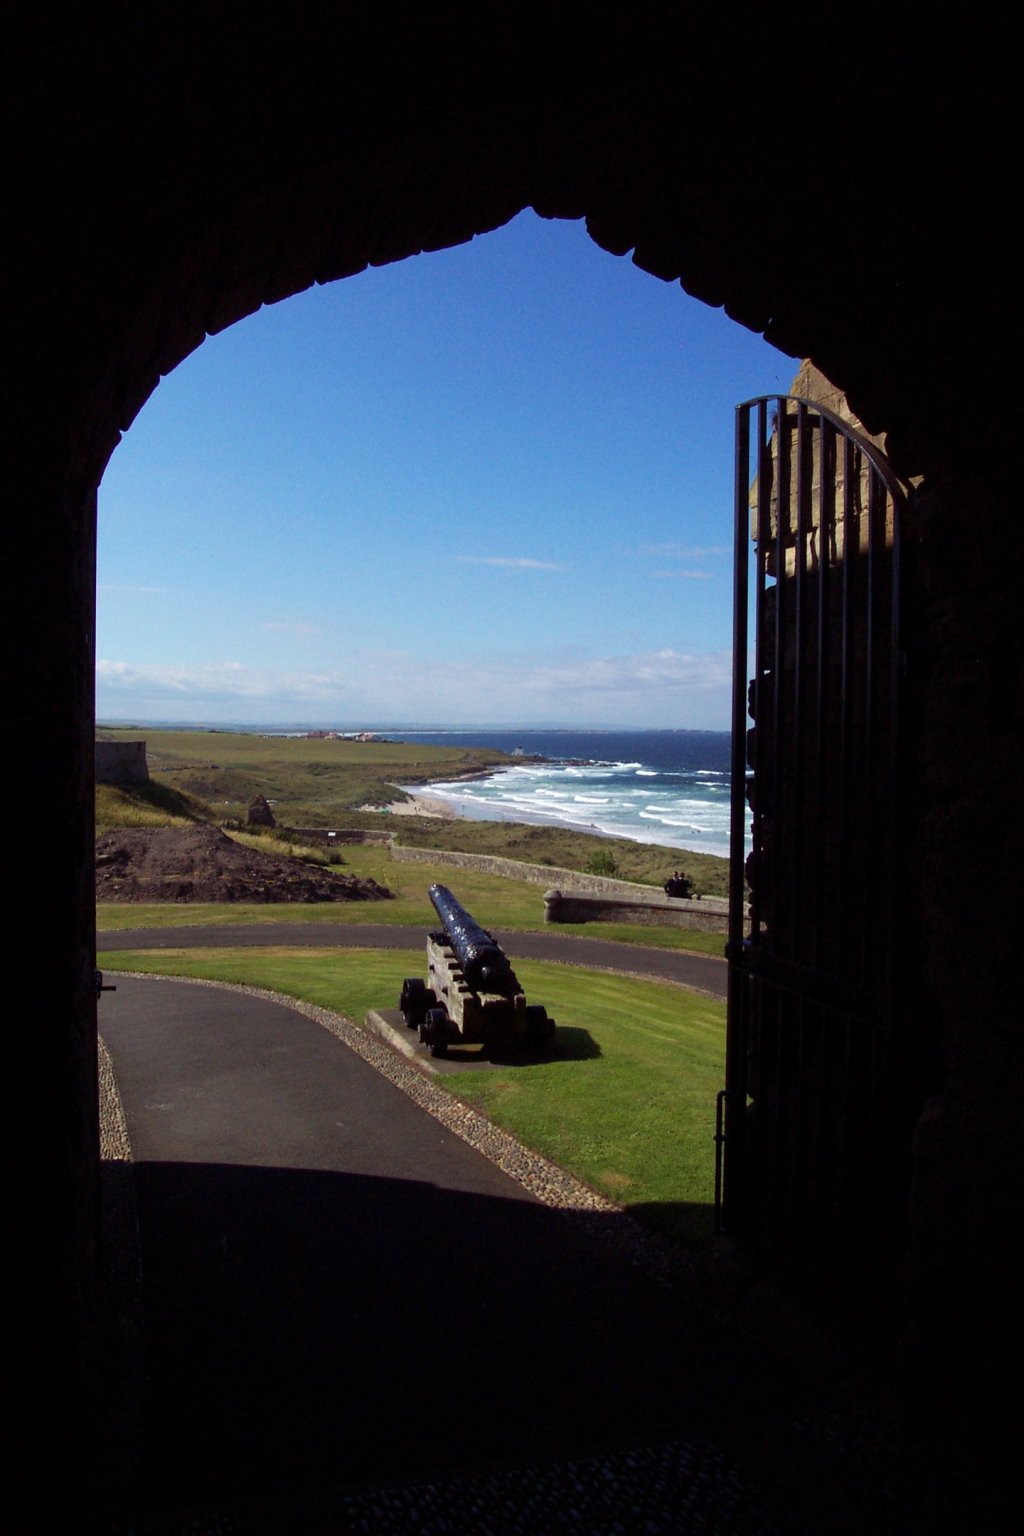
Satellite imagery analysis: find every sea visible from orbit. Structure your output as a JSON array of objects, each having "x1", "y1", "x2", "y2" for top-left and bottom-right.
[{"x1": 388, "y1": 729, "x2": 744, "y2": 859}]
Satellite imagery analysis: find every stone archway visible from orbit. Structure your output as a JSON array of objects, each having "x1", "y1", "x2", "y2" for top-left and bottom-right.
[{"x1": 5, "y1": 7, "x2": 1018, "y2": 1496}]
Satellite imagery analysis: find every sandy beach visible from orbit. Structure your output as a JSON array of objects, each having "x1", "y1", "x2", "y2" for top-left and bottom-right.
[{"x1": 360, "y1": 792, "x2": 457, "y2": 820}]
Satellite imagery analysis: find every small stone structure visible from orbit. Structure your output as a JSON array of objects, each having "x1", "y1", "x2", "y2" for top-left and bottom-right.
[
  {"x1": 95, "y1": 739, "x2": 149, "y2": 786},
  {"x1": 246, "y1": 794, "x2": 276, "y2": 828}
]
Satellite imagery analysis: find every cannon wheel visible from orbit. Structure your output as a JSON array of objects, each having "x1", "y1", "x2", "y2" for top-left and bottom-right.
[
  {"x1": 425, "y1": 1006, "x2": 450, "y2": 1059},
  {"x1": 419, "y1": 1006, "x2": 442, "y2": 1047},
  {"x1": 525, "y1": 1005, "x2": 555, "y2": 1054},
  {"x1": 399, "y1": 977, "x2": 435, "y2": 1028},
  {"x1": 399, "y1": 977, "x2": 423, "y2": 1021}
]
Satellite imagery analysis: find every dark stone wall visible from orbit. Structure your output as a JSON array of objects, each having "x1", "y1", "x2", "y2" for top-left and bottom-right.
[
  {"x1": 2, "y1": 3, "x2": 1017, "y2": 1499},
  {"x1": 901, "y1": 466, "x2": 1023, "y2": 1403},
  {"x1": 5, "y1": 7, "x2": 1012, "y2": 493},
  {"x1": 95, "y1": 741, "x2": 149, "y2": 787}
]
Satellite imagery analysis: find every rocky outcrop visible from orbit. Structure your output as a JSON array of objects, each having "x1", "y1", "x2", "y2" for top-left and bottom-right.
[
  {"x1": 95, "y1": 825, "x2": 391, "y2": 903},
  {"x1": 246, "y1": 794, "x2": 276, "y2": 828}
]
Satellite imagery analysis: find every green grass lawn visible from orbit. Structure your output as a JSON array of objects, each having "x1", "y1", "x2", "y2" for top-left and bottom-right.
[
  {"x1": 96, "y1": 845, "x2": 727, "y2": 954},
  {"x1": 97, "y1": 946, "x2": 725, "y2": 1250}
]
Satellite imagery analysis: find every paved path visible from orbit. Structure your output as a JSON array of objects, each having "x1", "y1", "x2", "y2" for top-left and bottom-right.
[
  {"x1": 98, "y1": 922, "x2": 729, "y2": 997},
  {"x1": 97, "y1": 973, "x2": 995, "y2": 1533},
  {"x1": 100, "y1": 973, "x2": 779, "y2": 1522}
]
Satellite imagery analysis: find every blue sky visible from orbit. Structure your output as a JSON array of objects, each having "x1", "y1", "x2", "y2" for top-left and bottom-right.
[{"x1": 97, "y1": 210, "x2": 794, "y2": 728}]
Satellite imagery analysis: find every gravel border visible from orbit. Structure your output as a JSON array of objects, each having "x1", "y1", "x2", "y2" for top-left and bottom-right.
[
  {"x1": 99, "y1": 1032, "x2": 134, "y2": 1164},
  {"x1": 96, "y1": 1033, "x2": 146, "y2": 1497}
]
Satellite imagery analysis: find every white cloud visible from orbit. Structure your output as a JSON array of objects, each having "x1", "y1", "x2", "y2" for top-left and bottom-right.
[
  {"x1": 525, "y1": 648, "x2": 732, "y2": 697},
  {"x1": 96, "y1": 659, "x2": 341, "y2": 703},
  {"x1": 96, "y1": 645, "x2": 733, "y2": 727},
  {"x1": 652, "y1": 569, "x2": 712, "y2": 580}
]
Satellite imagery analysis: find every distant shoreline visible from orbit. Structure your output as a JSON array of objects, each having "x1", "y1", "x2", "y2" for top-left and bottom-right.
[{"x1": 382, "y1": 737, "x2": 737, "y2": 860}]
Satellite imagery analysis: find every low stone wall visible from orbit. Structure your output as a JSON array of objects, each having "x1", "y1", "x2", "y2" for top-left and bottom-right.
[
  {"x1": 543, "y1": 888, "x2": 729, "y2": 933},
  {"x1": 276, "y1": 837, "x2": 731, "y2": 930},
  {"x1": 390, "y1": 843, "x2": 669, "y2": 897}
]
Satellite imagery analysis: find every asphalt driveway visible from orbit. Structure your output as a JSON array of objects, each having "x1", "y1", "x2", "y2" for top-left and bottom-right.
[
  {"x1": 98, "y1": 921, "x2": 728, "y2": 997},
  {"x1": 100, "y1": 972, "x2": 769, "y2": 1516}
]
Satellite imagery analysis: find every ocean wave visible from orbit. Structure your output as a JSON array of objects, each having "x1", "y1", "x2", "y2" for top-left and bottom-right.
[
  {"x1": 560, "y1": 761, "x2": 643, "y2": 776},
  {"x1": 648, "y1": 801, "x2": 720, "y2": 820},
  {"x1": 639, "y1": 811, "x2": 714, "y2": 832},
  {"x1": 397, "y1": 741, "x2": 744, "y2": 855}
]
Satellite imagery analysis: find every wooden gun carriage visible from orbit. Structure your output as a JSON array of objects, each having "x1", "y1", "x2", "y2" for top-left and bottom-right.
[{"x1": 398, "y1": 883, "x2": 555, "y2": 1058}]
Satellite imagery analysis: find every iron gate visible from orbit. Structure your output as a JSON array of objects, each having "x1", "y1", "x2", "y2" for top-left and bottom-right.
[{"x1": 720, "y1": 394, "x2": 914, "y2": 1313}]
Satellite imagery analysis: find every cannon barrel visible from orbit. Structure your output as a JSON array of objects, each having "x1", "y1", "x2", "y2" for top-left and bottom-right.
[{"x1": 428, "y1": 883, "x2": 513, "y2": 992}]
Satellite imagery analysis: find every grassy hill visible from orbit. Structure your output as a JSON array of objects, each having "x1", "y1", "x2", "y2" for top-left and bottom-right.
[
  {"x1": 95, "y1": 727, "x2": 730, "y2": 896},
  {"x1": 330, "y1": 809, "x2": 728, "y2": 895},
  {"x1": 95, "y1": 726, "x2": 511, "y2": 821}
]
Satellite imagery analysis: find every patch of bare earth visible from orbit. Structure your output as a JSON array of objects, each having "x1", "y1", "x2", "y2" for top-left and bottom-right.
[{"x1": 95, "y1": 825, "x2": 392, "y2": 904}]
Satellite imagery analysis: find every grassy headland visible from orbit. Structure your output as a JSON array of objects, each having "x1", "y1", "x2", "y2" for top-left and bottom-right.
[
  {"x1": 95, "y1": 726, "x2": 730, "y2": 959},
  {"x1": 96, "y1": 726, "x2": 510, "y2": 822}
]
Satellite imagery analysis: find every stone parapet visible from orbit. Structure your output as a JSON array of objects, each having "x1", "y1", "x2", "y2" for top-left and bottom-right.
[{"x1": 544, "y1": 888, "x2": 729, "y2": 933}]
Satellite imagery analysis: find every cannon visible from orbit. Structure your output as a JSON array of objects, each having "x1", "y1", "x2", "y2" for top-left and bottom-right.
[{"x1": 398, "y1": 883, "x2": 555, "y2": 1058}]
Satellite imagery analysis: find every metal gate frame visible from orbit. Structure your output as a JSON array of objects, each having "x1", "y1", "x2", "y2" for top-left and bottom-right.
[{"x1": 718, "y1": 394, "x2": 912, "y2": 1301}]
